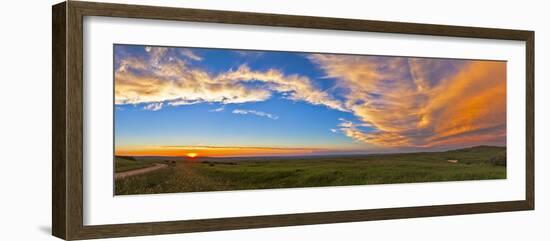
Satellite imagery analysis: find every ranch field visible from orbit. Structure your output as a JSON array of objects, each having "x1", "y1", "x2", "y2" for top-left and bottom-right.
[{"x1": 114, "y1": 146, "x2": 506, "y2": 195}]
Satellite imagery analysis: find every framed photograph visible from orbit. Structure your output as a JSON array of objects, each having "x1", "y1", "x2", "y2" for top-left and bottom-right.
[{"x1": 52, "y1": 1, "x2": 534, "y2": 240}]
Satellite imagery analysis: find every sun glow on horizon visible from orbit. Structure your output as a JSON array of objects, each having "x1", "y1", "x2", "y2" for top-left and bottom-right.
[{"x1": 115, "y1": 145, "x2": 331, "y2": 157}]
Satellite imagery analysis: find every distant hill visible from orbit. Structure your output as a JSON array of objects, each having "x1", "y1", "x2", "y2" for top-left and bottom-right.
[
  {"x1": 115, "y1": 145, "x2": 506, "y2": 164},
  {"x1": 445, "y1": 145, "x2": 505, "y2": 153},
  {"x1": 443, "y1": 145, "x2": 506, "y2": 166}
]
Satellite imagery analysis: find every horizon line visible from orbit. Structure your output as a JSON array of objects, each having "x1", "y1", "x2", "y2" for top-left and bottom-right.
[{"x1": 115, "y1": 144, "x2": 506, "y2": 159}]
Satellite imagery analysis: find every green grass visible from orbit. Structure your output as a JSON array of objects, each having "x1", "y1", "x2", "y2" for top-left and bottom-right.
[
  {"x1": 114, "y1": 146, "x2": 506, "y2": 195},
  {"x1": 114, "y1": 157, "x2": 158, "y2": 172}
]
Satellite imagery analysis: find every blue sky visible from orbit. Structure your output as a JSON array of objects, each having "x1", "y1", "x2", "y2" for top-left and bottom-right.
[{"x1": 114, "y1": 44, "x2": 506, "y2": 157}]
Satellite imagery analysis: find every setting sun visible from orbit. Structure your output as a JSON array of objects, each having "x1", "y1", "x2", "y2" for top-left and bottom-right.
[{"x1": 113, "y1": 44, "x2": 509, "y2": 196}]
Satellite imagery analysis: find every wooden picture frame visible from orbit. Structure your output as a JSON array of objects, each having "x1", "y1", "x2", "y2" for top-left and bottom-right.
[{"x1": 52, "y1": 1, "x2": 534, "y2": 240}]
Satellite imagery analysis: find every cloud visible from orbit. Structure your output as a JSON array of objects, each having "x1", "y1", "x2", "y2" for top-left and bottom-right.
[
  {"x1": 234, "y1": 50, "x2": 264, "y2": 59},
  {"x1": 180, "y1": 49, "x2": 203, "y2": 61},
  {"x1": 144, "y1": 47, "x2": 168, "y2": 66},
  {"x1": 209, "y1": 106, "x2": 225, "y2": 112},
  {"x1": 143, "y1": 102, "x2": 163, "y2": 111},
  {"x1": 115, "y1": 48, "x2": 272, "y2": 106},
  {"x1": 115, "y1": 46, "x2": 346, "y2": 114},
  {"x1": 116, "y1": 45, "x2": 506, "y2": 150},
  {"x1": 217, "y1": 65, "x2": 348, "y2": 112},
  {"x1": 310, "y1": 54, "x2": 506, "y2": 149},
  {"x1": 232, "y1": 109, "x2": 279, "y2": 120}
]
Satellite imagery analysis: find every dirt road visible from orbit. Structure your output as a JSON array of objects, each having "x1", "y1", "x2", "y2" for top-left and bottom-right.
[{"x1": 115, "y1": 163, "x2": 168, "y2": 180}]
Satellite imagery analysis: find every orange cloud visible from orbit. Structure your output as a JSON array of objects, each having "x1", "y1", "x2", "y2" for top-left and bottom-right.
[
  {"x1": 425, "y1": 61, "x2": 506, "y2": 145},
  {"x1": 310, "y1": 54, "x2": 506, "y2": 149}
]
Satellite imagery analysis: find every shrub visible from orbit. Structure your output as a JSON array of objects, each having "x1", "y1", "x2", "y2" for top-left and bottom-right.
[{"x1": 489, "y1": 152, "x2": 507, "y2": 166}]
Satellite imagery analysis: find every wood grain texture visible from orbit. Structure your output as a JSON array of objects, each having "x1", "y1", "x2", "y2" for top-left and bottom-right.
[
  {"x1": 74, "y1": 201, "x2": 531, "y2": 240},
  {"x1": 525, "y1": 32, "x2": 535, "y2": 209},
  {"x1": 52, "y1": 2, "x2": 67, "y2": 239},
  {"x1": 51, "y1": 1, "x2": 535, "y2": 240},
  {"x1": 66, "y1": 2, "x2": 85, "y2": 240},
  {"x1": 72, "y1": 1, "x2": 533, "y2": 40}
]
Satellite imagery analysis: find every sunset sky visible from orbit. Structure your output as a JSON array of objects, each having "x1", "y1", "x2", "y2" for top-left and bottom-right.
[{"x1": 114, "y1": 44, "x2": 506, "y2": 157}]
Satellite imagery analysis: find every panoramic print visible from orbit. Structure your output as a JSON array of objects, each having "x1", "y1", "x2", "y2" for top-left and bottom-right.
[{"x1": 113, "y1": 44, "x2": 507, "y2": 195}]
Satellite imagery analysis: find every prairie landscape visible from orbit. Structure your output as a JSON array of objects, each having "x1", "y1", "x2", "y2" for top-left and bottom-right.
[
  {"x1": 113, "y1": 45, "x2": 507, "y2": 195},
  {"x1": 114, "y1": 146, "x2": 506, "y2": 195}
]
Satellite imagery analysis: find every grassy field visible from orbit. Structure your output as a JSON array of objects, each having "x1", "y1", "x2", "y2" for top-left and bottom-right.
[
  {"x1": 114, "y1": 146, "x2": 506, "y2": 195},
  {"x1": 114, "y1": 157, "x2": 157, "y2": 172}
]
